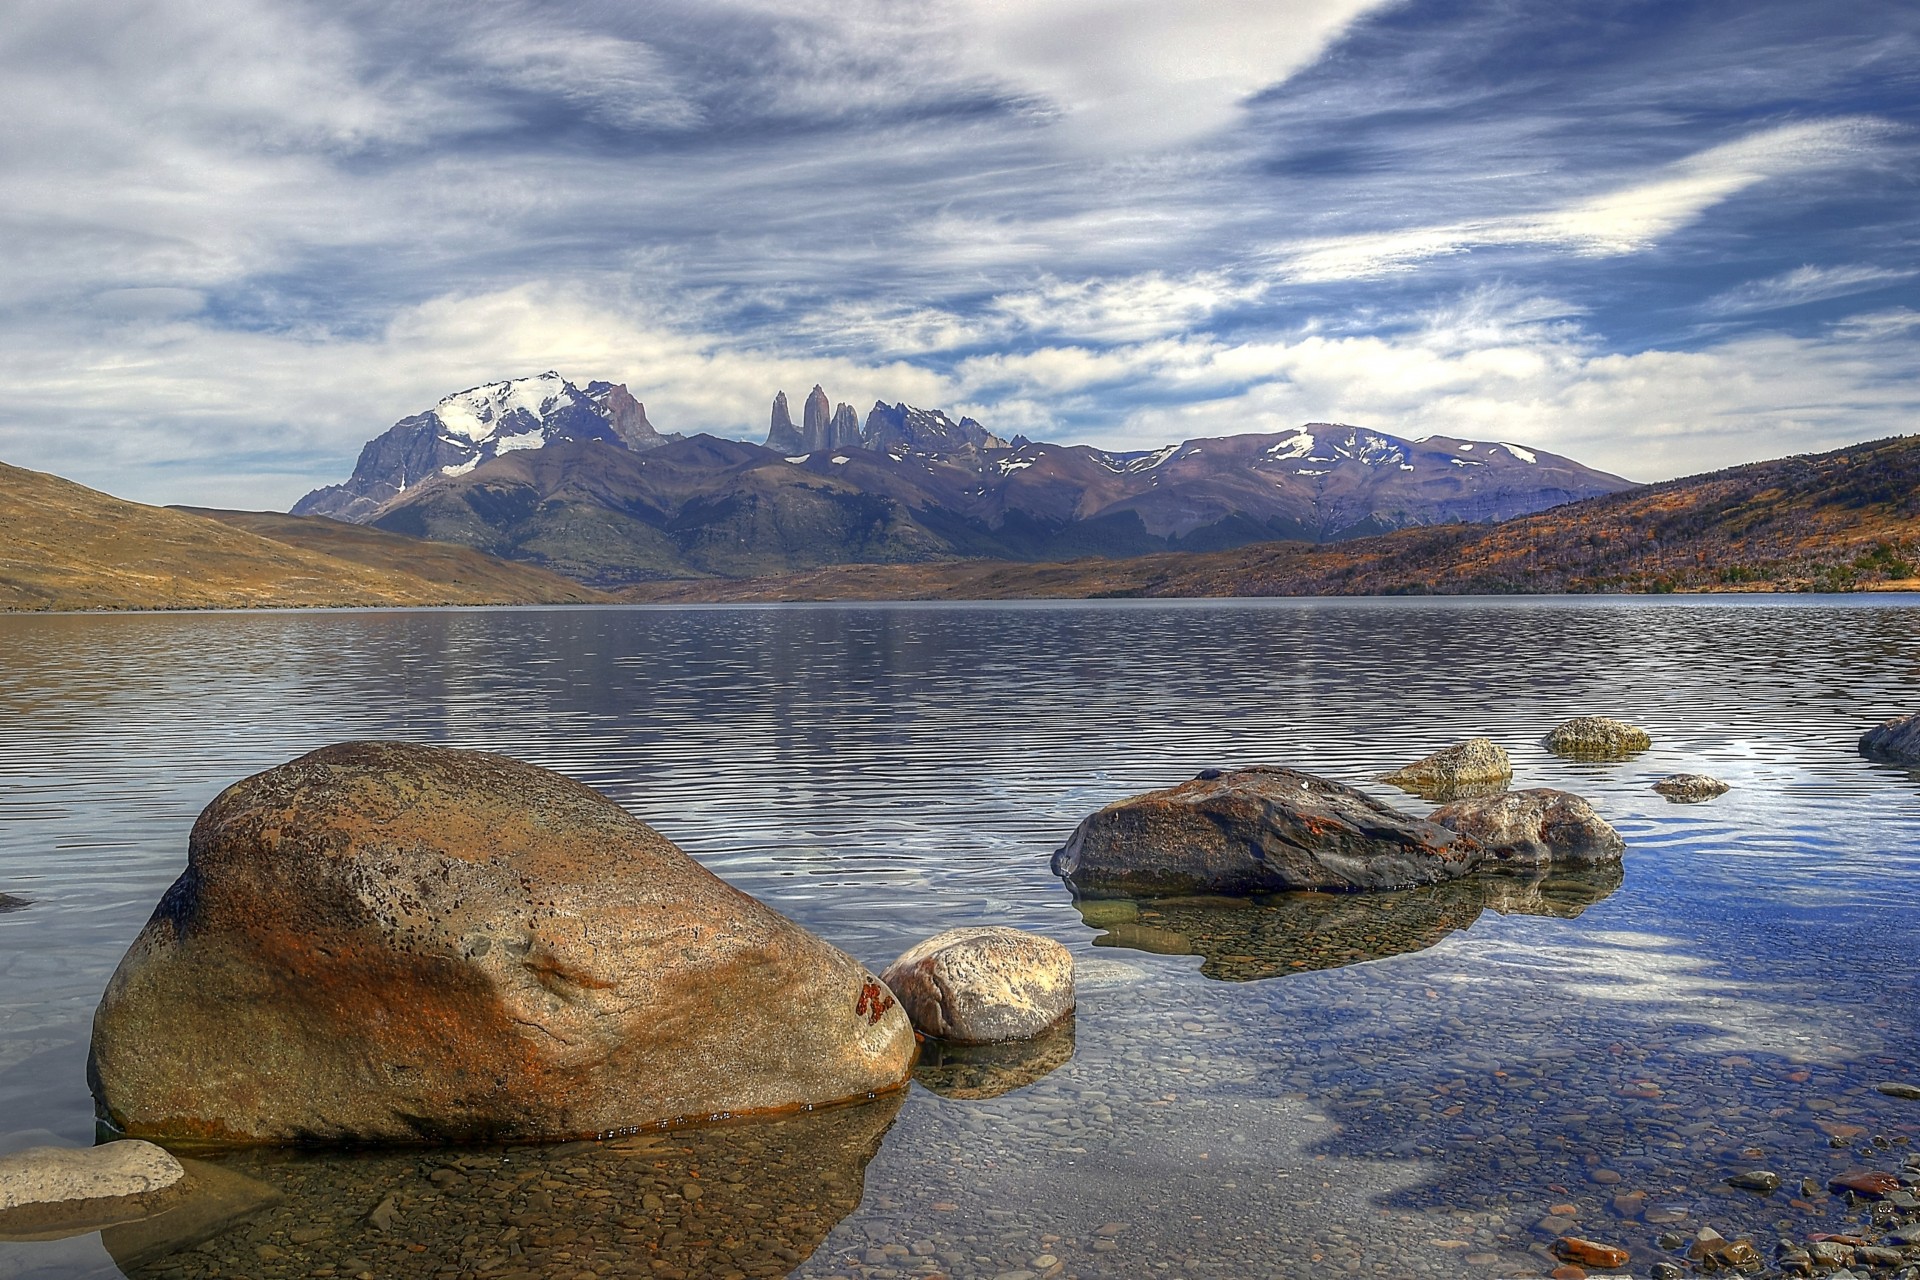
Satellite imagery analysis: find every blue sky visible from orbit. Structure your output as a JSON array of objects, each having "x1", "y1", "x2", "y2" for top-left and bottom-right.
[{"x1": 1, "y1": 0, "x2": 1915, "y2": 507}]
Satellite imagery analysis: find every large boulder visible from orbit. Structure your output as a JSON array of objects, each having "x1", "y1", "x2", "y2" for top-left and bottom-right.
[
  {"x1": 1380, "y1": 737, "x2": 1511, "y2": 799},
  {"x1": 1860, "y1": 713, "x2": 1920, "y2": 764},
  {"x1": 880, "y1": 926, "x2": 1074, "y2": 1044},
  {"x1": 1051, "y1": 766, "x2": 1480, "y2": 897},
  {"x1": 89, "y1": 742, "x2": 915, "y2": 1145},
  {"x1": 1429, "y1": 788, "x2": 1625, "y2": 866},
  {"x1": 1544, "y1": 716, "x2": 1650, "y2": 759},
  {"x1": 0, "y1": 1141, "x2": 186, "y2": 1238}
]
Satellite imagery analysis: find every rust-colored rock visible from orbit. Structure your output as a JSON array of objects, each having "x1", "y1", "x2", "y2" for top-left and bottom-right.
[
  {"x1": 1554, "y1": 1237, "x2": 1628, "y2": 1268},
  {"x1": 1429, "y1": 788, "x2": 1625, "y2": 866},
  {"x1": 88, "y1": 742, "x2": 915, "y2": 1145},
  {"x1": 1052, "y1": 766, "x2": 1480, "y2": 897},
  {"x1": 1828, "y1": 1169, "x2": 1903, "y2": 1199}
]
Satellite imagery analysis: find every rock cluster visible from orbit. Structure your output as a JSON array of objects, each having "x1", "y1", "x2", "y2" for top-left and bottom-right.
[
  {"x1": 89, "y1": 742, "x2": 914, "y2": 1145},
  {"x1": 881, "y1": 926, "x2": 1074, "y2": 1044},
  {"x1": 1860, "y1": 712, "x2": 1920, "y2": 763},
  {"x1": 768, "y1": 386, "x2": 866, "y2": 454},
  {"x1": 1380, "y1": 737, "x2": 1511, "y2": 798},
  {"x1": 1544, "y1": 716, "x2": 1651, "y2": 759}
]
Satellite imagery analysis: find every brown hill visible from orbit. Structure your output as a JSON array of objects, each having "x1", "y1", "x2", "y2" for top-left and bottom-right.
[
  {"x1": 622, "y1": 434, "x2": 1920, "y2": 601},
  {"x1": 0, "y1": 460, "x2": 605, "y2": 612}
]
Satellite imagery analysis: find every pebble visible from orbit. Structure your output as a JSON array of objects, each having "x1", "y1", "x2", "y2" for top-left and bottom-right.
[
  {"x1": 1727, "y1": 1169, "x2": 1781, "y2": 1193},
  {"x1": 1876, "y1": 1082, "x2": 1920, "y2": 1100}
]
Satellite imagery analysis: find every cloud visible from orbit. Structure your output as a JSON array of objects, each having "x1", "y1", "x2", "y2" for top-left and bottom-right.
[
  {"x1": 461, "y1": 28, "x2": 703, "y2": 130},
  {"x1": 991, "y1": 271, "x2": 1265, "y2": 342},
  {"x1": 1270, "y1": 120, "x2": 1891, "y2": 282},
  {"x1": 1704, "y1": 264, "x2": 1917, "y2": 315}
]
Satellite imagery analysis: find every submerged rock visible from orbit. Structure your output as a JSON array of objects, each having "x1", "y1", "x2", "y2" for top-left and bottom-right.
[
  {"x1": 89, "y1": 742, "x2": 914, "y2": 1145},
  {"x1": 1380, "y1": 737, "x2": 1511, "y2": 799},
  {"x1": 880, "y1": 926, "x2": 1074, "y2": 1044},
  {"x1": 1429, "y1": 788, "x2": 1625, "y2": 865},
  {"x1": 1544, "y1": 715, "x2": 1651, "y2": 759},
  {"x1": 1859, "y1": 712, "x2": 1920, "y2": 763},
  {"x1": 1653, "y1": 773, "x2": 1730, "y2": 802},
  {"x1": 0, "y1": 892, "x2": 27, "y2": 913},
  {"x1": 1052, "y1": 766, "x2": 1479, "y2": 897},
  {"x1": 0, "y1": 1141, "x2": 186, "y2": 1238}
]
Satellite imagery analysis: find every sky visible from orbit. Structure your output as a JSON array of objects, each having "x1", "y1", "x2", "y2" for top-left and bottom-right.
[{"x1": 1, "y1": 0, "x2": 1916, "y2": 508}]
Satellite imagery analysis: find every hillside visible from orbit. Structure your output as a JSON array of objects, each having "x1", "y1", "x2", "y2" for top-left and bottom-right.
[
  {"x1": 622, "y1": 434, "x2": 1920, "y2": 601},
  {"x1": 0, "y1": 460, "x2": 605, "y2": 612}
]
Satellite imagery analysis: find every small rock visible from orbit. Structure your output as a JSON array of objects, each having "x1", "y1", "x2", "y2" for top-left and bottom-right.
[
  {"x1": 1650, "y1": 1265, "x2": 1684, "y2": 1280},
  {"x1": 1809, "y1": 1240, "x2": 1856, "y2": 1267},
  {"x1": 0, "y1": 893, "x2": 29, "y2": 913},
  {"x1": 1875, "y1": 1082, "x2": 1920, "y2": 1100},
  {"x1": 1544, "y1": 716, "x2": 1651, "y2": 759},
  {"x1": 1653, "y1": 773, "x2": 1730, "y2": 802},
  {"x1": 1555, "y1": 1236, "x2": 1629, "y2": 1267},
  {"x1": 1727, "y1": 1170, "x2": 1781, "y2": 1193},
  {"x1": 0, "y1": 1140, "x2": 186, "y2": 1236},
  {"x1": 1380, "y1": 737, "x2": 1512, "y2": 798},
  {"x1": 1860, "y1": 713, "x2": 1920, "y2": 764},
  {"x1": 1429, "y1": 789, "x2": 1626, "y2": 865},
  {"x1": 1857, "y1": 1245, "x2": 1905, "y2": 1267},
  {"x1": 881, "y1": 927, "x2": 1074, "y2": 1044},
  {"x1": 1829, "y1": 1170, "x2": 1902, "y2": 1199}
]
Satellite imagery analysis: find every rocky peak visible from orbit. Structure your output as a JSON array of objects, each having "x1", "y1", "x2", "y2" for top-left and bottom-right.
[
  {"x1": 863, "y1": 402, "x2": 1005, "y2": 457},
  {"x1": 802, "y1": 385, "x2": 834, "y2": 452},
  {"x1": 767, "y1": 391, "x2": 804, "y2": 454},
  {"x1": 584, "y1": 381, "x2": 668, "y2": 452},
  {"x1": 829, "y1": 403, "x2": 861, "y2": 451}
]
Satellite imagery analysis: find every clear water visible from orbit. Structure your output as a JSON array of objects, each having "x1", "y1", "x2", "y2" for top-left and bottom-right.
[{"x1": 2, "y1": 599, "x2": 1918, "y2": 1279}]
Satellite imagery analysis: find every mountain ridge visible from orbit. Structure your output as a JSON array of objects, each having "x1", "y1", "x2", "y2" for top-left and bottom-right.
[{"x1": 294, "y1": 372, "x2": 1633, "y2": 585}]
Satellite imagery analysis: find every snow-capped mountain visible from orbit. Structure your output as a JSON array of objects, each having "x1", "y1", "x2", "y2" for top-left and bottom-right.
[{"x1": 292, "y1": 373, "x2": 672, "y2": 522}]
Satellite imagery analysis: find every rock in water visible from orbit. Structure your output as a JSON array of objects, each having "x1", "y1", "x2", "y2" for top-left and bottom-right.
[
  {"x1": 1429, "y1": 788, "x2": 1625, "y2": 865},
  {"x1": 1860, "y1": 712, "x2": 1920, "y2": 763},
  {"x1": 0, "y1": 892, "x2": 27, "y2": 913},
  {"x1": 1652, "y1": 773, "x2": 1729, "y2": 802},
  {"x1": 0, "y1": 1141, "x2": 186, "y2": 1237},
  {"x1": 89, "y1": 742, "x2": 914, "y2": 1145},
  {"x1": 880, "y1": 927, "x2": 1074, "y2": 1044},
  {"x1": 1051, "y1": 766, "x2": 1479, "y2": 896},
  {"x1": 1380, "y1": 737, "x2": 1511, "y2": 798},
  {"x1": 1543, "y1": 715, "x2": 1651, "y2": 759}
]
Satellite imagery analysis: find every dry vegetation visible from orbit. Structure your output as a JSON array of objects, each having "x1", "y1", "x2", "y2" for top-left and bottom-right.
[{"x1": 0, "y1": 462, "x2": 606, "y2": 612}]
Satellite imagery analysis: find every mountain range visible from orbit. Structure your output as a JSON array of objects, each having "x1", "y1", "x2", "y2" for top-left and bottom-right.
[
  {"x1": 291, "y1": 373, "x2": 1633, "y2": 585},
  {"x1": 619, "y1": 434, "x2": 1920, "y2": 602}
]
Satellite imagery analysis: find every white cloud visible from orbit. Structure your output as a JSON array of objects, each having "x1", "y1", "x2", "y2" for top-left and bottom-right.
[
  {"x1": 461, "y1": 29, "x2": 702, "y2": 130},
  {"x1": 1271, "y1": 120, "x2": 1890, "y2": 281},
  {"x1": 992, "y1": 270, "x2": 1263, "y2": 342},
  {"x1": 1704, "y1": 264, "x2": 1916, "y2": 315}
]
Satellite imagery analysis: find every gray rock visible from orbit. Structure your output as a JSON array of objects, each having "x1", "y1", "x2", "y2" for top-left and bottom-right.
[
  {"x1": 881, "y1": 926, "x2": 1074, "y2": 1044},
  {"x1": 0, "y1": 1141, "x2": 185, "y2": 1238},
  {"x1": 1726, "y1": 1169, "x2": 1780, "y2": 1193},
  {"x1": 0, "y1": 893, "x2": 27, "y2": 913},
  {"x1": 1544, "y1": 715, "x2": 1651, "y2": 759},
  {"x1": 1428, "y1": 788, "x2": 1626, "y2": 865},
  {"x1": 1876, "y1": 1081, "x2": 1920, "y2": 1100},
  {"x1": 1861, "y1": 713, "x2": 1920, "y2": 763},
  {"x1": 1653, "y1": 773, "x2": 1730, "y2": 802},
  {"x1": 1380, "y1": 737, "x2": 1511, "y2": 799},
  {"x1": 1052, "y1": 766, "x2": 1480, "y2": 897}
]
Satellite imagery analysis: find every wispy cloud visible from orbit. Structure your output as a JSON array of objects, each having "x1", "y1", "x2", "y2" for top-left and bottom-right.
[{"x1": 1704, "y1": 264, "x2": 1916, "y2": 315}]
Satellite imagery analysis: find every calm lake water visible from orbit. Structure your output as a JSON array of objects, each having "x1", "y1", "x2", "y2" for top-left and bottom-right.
[{"x1": 3, "y1": 599, "x2": 1919, "y2": 1279}]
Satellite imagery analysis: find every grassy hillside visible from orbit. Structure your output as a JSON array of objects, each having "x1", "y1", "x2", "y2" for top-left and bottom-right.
[
  {"x1": 622, "y1": 434, "x2": 1920, "y2": 601},
  {"x1": 0, "y1": 461, "x2": 606, "y2": 611}
]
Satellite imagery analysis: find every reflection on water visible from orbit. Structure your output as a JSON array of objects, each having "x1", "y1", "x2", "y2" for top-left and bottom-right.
[
  {"x1": 5, "y1": 599, "x2": 1920, "y2": 1279},
  {"x1": 1076, "y1": 867, "x2": 1624, "y2": 981},
  {"x1": 913, "y1": 1019, "x2": 1076, "y2": 1100},
  {"x1": 111, "y1": 1094, "x2": 902, "y2": 1280}
]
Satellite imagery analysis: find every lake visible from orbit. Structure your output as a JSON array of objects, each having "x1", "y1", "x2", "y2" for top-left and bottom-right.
[{"x1": 3, "y1": 598, "x2": 1919, "y2": 1279}]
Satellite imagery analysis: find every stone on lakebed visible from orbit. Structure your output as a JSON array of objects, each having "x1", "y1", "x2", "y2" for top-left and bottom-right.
[
  {"x1": 1544, "y1": 716, "x2": 1651, "y2": 759},
  {"x1": 1652, "y1": 773, "x2": 1729, "y2": 802},
  {"x1": 88, "y1": 741, "x2": 914, "y2": 1145},
  {"x1": 0, "y1": 1140, "x2": 186, "y2": 1238},
  {"x1": 1429, "y1": 788, "x2": 1626, "y2": 866},
  {"x1": 1051, "y1": 766, "x2": 1479, "y2": 897},
  {"x1": 881, "y1": 926, "x2": 1074, "y2": 1044}
]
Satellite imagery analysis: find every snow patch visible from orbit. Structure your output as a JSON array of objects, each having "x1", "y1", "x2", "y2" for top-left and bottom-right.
[
  {"x1": 831, "y1": 455, "x2": 851, "y2": 465},
  {"x1": 1501, "y1": 443, "x2": 1538, "y2": 463},
  {"x1": 1457, "y1": 442, "x2": 1475, "y2": 452},
  {"x1": 1295, "y1": 467, "x2": 1329, "y2": 476},
  {"x1": 492, "y1": 430, "x2": 545, "y2": 455},
  {"x1": 1265, "y1": 432, "x2": 1316, "y2": 461},
  {"x1": 1450, "y1": 457, "x2": 1483, "y2": 467},
  {"x1": 785, "y1": 455, "x2": 811, "y2": 464},
  {"x1": 434, "y1": 372, "x2": 569, "y2": 443},
  {"x1": 440, "y1": 456, "x2": 480, "y2": 477},
  {"x1": 997, "y1": 457, "x2": 1037, "y2": 474}
]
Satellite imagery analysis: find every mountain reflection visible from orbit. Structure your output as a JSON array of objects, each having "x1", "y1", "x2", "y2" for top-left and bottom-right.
[
  {"x1": 110, "y1": 1092, "x2": 905, "y2": 1279},
  {"x1": 1074, "y1": 867, "x2": 1624, "y2": 982}
]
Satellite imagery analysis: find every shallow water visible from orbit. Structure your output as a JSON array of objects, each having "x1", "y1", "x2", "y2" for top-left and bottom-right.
[{"x1": 2, "y1": 598, "x2": 1918, "y2": 1279}]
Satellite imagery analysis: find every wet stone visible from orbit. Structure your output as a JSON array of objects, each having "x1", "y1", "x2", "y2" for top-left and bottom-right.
[{"x1": 1727, "y1": 1170, "x2": 1782, "y2": 1194}]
